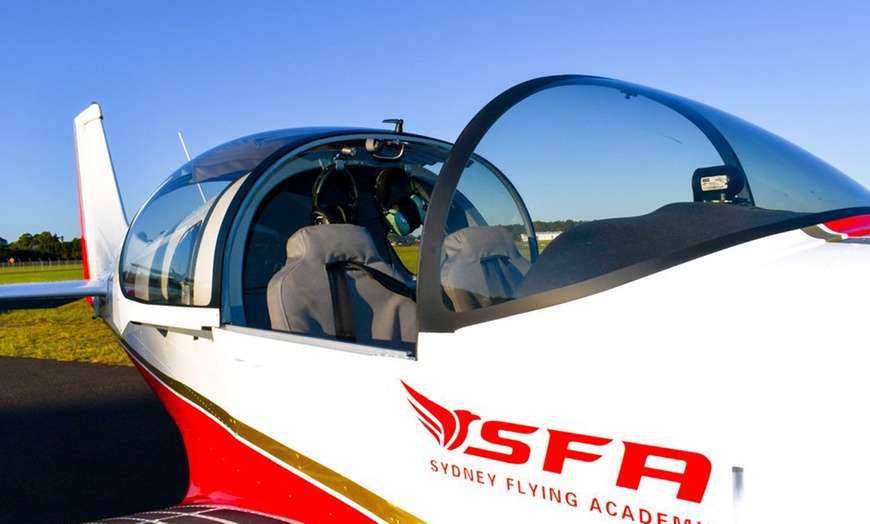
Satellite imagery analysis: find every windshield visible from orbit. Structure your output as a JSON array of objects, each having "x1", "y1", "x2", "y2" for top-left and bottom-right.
[
  {"x1": 469, "y1": 80, "x2": 870, "y2": 222},
  {"x1": 420, "y1": 76, "x2": 870, "y2": 329}
]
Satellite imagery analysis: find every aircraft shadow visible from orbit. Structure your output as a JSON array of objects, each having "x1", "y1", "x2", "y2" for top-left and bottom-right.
[{"x1": 0, "y1": 357, "x2": 188, "y2": 524}]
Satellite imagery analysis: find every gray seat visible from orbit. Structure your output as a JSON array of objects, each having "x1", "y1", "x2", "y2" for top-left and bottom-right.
[
  {"x1": 440, "y1": 226, "x2": 531, "y2": 311},
  {"x1": 267, "y1": 224, "x2": 416, "y2": 350}
]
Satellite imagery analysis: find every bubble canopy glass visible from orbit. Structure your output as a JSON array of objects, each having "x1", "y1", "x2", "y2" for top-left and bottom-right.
[
  {"x1": 417, "y1": 75, "x2": 870, "y2": 332},
  {"x1": 119, "y1": 128, "x2": 362, "y2": 306}
]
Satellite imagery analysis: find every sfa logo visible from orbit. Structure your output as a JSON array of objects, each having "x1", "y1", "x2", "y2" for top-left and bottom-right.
[{"x1": 402, "y1": 381, "x2": 711, "y2": 504}]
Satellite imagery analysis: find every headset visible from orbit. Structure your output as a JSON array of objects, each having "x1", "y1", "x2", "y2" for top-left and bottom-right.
[
  {"x1": 374, "y1": 166, "x2": 428, "y2": 236},
  {"x1": 311, "y1": 163, "x2": 359, "y2": 225}
]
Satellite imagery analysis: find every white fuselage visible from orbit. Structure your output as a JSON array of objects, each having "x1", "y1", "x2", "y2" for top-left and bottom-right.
[{"x1": 112, "y1": 226, "x2": 870, "y2": 523}]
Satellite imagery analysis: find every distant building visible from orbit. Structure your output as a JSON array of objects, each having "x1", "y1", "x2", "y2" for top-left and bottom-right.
[{"x1": 520, "y1": 231, "x2": 561, "y2": 242}]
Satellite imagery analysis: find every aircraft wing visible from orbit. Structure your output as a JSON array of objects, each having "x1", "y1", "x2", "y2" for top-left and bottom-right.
[
  {"x1": 92, "y1": 504, "x2": 304, "y2": 523},
  {"x1": 0, "y1": 279, "x2": 107, "y2": 309}
]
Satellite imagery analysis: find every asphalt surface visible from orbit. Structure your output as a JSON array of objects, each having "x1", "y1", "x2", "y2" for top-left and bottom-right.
[{"x1": 0, "y1": 356, "x2": 189, "y2": 524}]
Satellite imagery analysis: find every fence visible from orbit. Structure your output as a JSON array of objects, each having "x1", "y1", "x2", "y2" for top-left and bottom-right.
[{"x1": 0, "y1": 259, "x2": 83, "y2": 273}]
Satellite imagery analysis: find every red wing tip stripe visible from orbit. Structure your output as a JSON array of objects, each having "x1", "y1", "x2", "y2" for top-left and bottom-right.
[{"x1": 87, "y1": 504, "x2": 305, "y2": 524}]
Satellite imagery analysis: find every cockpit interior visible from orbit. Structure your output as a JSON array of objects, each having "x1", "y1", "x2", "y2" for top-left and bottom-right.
[{"x1": 117, "y1": 77, "x2": 870, "y2": 354}]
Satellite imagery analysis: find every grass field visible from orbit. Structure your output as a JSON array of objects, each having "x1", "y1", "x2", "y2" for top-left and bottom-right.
[
  {"x1": 0, "y1": 250, "x2": 421, "y2": 367},
  {"x1": 0, "y1": 266, "x2": 85, "y2": 284},
  {"x1": 0, "y1": 264, "x2": 129, "y2": 365},
  {"x1": 0, "y1": 241, "x2": 531, "y2": 367},
  {"x1": 393, "y1": 245, "x2": 419, "y2": 274}
]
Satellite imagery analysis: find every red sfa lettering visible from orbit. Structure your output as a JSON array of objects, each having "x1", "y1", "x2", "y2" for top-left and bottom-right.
[
  {"x1": 616, "y1": 442, "x2": 712, "y2": 503},
  {"x1": 542, "y1": 429, "x2": 612, "y2": 473},
  {"x1": 464, "y1": 420, "x2": 538, "y2": 464},
  {"x1": 405, "y1": 383, "x2": 714, "y2": 504}
]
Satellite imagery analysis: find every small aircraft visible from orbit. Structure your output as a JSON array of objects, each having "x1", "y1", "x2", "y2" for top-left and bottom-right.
[{"x1": 3, "y1": 75, "x2": 870, "y2": 523}]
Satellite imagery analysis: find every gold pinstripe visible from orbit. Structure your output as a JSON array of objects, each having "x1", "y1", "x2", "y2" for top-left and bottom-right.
[{"x1": 121, "y1": 340, "x2": 424, "y2": 524}]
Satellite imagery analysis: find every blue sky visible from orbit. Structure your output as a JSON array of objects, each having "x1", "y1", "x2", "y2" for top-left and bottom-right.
[{"x1": 2, "y1": 1, "x2": 869, "y2": 241}]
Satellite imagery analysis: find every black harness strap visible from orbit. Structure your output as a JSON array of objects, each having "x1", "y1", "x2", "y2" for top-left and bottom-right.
[
  {"x1": 325, "y1": 261, "x2": 417, "y2": 344},
  {"x1": 326, "y1": 263, "x2": 356, "y2": 342},
  {"x1": 339, "y1": 261, "x2": 416, "y2": 301}
]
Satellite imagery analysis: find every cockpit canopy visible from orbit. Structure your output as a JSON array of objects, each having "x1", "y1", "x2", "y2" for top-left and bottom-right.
[
  {"x1": 417, "y1": 75, "x2": 870, "y2": 330},
  {"x1": 119, "y1": 129, "x2": 314, "y2": 305},
  {"x1": 118, "y1": 75, "x2": 870, "y2": 341}
]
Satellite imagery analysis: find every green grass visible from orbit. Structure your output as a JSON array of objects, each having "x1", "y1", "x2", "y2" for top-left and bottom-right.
[
  {"x1": 0, "y1": 242, "x2": 546, "y2": 366},
  {"x1": 393, "y1": 245, "x2": 420, "y2": 274},
  {"x1": 0, "y1": 266, "x2": 86, "y2": 284},
  {"x1": 0, "y1": 264, "x2": 129, "y2": 366}
]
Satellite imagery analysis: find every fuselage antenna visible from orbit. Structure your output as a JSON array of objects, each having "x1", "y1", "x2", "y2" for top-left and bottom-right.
[
  {"x1": 179, "y1": 131, "x2": 207, "y2": 203},
  {"x1": 178, "y1": 131, "x2": 192, "y2": 161}
]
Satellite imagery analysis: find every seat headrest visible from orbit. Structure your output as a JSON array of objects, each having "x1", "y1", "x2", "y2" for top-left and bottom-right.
[
  {"x1": 443, "y1": 226, "x2": 521, "y2": 262},
  {"x1": 285, "y1": 224, "x2": 383, "y2": 266}
]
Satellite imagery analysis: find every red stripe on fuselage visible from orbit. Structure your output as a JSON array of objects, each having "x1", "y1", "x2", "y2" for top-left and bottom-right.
[
  {"x1": 127, "y1": 356, "x2": 376, "y2": 524},
  {"x1": 824, "y1": 214, "x2": 870, "y2": 238}
]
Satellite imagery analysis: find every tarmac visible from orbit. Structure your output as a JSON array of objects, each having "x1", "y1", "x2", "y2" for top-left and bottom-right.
[{"x1": 0, "y1": 356, "x2": 189, "y2": 524}]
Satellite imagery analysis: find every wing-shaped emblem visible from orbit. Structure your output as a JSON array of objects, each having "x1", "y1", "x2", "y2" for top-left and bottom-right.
[{"x1": 401, "y1": 381, "x2": 480, "y2": 451}]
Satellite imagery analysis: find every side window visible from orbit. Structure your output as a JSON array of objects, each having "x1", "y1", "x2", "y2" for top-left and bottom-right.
[
  {"x1": 166, "y1": 223, "x2": 201, "y2": 304},
  {"x1": 121, "y1": 176, "x2": 229, "y2": 305}
]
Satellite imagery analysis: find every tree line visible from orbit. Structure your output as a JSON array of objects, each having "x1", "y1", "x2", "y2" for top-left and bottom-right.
[
  {"x1": 502, "y1": 220, "x2": 585, "y2": 240},
  {"x1": 0, "y1": 222, "x2": 586, "y2": 261},
  {"x1": 0, "y1": 232, "x2": 82, "y2": 261}
]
